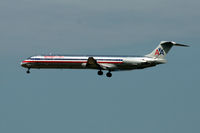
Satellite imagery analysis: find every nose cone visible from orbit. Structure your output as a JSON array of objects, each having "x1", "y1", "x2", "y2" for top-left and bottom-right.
[{"x1": 21, "y1": 61, "x2": 28, "y2": 68}]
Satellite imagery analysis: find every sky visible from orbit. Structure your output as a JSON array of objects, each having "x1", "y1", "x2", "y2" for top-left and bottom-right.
[{"x1": 0, "y1": 0, "x2": 200, "y2": 133}]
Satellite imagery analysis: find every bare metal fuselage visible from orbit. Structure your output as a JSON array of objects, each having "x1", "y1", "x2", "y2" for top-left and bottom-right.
[
  {"x1": 21, "y1": 55, "x2": 166, "y2": 71},
  {"x1": 20, "y1": 41, "x2": 188, "y2": 77}
]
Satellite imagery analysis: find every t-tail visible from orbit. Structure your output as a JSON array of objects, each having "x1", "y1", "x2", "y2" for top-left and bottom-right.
[{"x1": 146, "y1": 41, "x2": 189, "y2": 59}]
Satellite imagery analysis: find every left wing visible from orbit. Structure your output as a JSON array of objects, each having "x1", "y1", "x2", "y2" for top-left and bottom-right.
[
  {"x1": 86, "y1": 57, "x2": 116, "y2": 70},
  {"x1": 86, "y1": 57, "x2": 102, "y2": 69}
]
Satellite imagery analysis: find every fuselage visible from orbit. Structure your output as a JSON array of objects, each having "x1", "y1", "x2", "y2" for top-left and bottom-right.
[
  {"x1": 21, "y1": 55, "x2": 166, "y2": 71},
  {"x1": 20, "y1": 41, "x2": 188, "y2": 77}
]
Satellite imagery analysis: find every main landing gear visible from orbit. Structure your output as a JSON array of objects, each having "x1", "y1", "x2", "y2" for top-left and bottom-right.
[
  {"x1": 26, "y1": 68, "x2": 30, "y2": 74},
  {"x1": 106, "y1": 72, "x2": 112, "y2": 77},
  {"x1": 97, "y1": 70, "x2": 112, "y2": 77},
  {"x1": 98, "y1": 70, "x2": 103, "y2": 76}
]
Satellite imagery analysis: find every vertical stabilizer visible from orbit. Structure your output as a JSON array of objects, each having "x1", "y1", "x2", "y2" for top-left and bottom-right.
[{"x1": 146, "y1": 41, "x2": 189, "y2": 58}]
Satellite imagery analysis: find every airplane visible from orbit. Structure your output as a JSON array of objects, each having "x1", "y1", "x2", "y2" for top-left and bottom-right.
[{"x1": 21, "y1": 41, "x2": 189, "y2": 77}]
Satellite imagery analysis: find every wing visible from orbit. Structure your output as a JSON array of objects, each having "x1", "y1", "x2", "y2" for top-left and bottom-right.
[
  {"x1": 86, "y1": 57, "x2": 116, "y2": 70},
  {"x1": 86, "y1": 57, "x2": 102, "y2": 69}
]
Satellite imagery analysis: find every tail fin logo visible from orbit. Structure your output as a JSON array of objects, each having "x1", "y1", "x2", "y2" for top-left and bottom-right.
[{"x1": 155, "y1": 48, "x2": 164, "y2": 55}]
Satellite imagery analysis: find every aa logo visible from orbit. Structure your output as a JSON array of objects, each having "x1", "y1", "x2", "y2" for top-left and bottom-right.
[{"x1": 155, "y1": 48, "x2": 164, "y2": 55}]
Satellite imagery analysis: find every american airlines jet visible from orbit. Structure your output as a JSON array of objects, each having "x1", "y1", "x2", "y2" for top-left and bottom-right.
[{"x1": 21, "y1": 41, "x2": 189, "y2": 77}]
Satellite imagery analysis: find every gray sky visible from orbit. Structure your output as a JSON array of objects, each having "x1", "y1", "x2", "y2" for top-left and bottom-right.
[{"x1": 1, "y1": 0, "x2": 200, "y2": 133}]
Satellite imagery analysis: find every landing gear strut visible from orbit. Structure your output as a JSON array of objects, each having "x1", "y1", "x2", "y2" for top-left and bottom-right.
[
  {"x1": 106, "y1": 72, "x2": 112, "y2": 77},
  {"x1": 26, "y1": 68, "x2": 30, "y2": 74},
  {"x1": 98, "y1": 70, "x2": 103, "y2": 76}
]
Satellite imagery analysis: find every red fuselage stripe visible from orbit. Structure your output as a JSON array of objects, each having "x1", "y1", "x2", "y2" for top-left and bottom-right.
[{"x1": 22, "y1": 60, "x2": 123, "y2": 64}]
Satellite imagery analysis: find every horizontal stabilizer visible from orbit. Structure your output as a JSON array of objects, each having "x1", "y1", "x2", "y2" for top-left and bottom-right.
[{"x1": 174, "y1": 43, "x2": 190, "y2": 47}]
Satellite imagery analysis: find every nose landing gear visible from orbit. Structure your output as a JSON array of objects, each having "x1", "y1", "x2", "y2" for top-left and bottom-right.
[{"x1": 26, "y1": 68, "x2": 30, "y2": 74}]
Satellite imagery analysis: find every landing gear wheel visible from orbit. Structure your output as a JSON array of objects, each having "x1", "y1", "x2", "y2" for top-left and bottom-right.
[
  {"x1": 98, "y1": 70, "x2": 103, "y2": 76},
  {"x1": 26, "y1": 68, "x2": 30, "y2": 74},
  {"x1": 106, "y1": 72, "x2": 112, "y2": 77}
]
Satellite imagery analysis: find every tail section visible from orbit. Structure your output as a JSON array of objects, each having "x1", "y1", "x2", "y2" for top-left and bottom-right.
[{"x1": 146, "y1": 41, "x2": 189, "y2": 59}]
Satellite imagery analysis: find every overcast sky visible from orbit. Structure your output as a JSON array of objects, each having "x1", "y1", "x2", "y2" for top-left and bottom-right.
[{"x1": 1, "y1": 0, "x2": 200, "y2": 133}]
